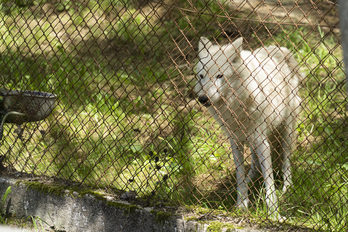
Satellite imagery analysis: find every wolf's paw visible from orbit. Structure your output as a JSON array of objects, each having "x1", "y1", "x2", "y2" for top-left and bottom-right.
[
  {"x1": 268, "y1": 207, "x2": 287, "y2": 222},
  {"x1": 270, "y1": 213, "x2": 287, "y2": 223},
  {"x1": 282, "y1": 180, "x2": 292, "y2": 192},
  {"x1": 278, "y1": 215, "x2": 287, "y2": 222},
  {"x1": 236, "y1": 198, "x2": 249, "y2": 210}
]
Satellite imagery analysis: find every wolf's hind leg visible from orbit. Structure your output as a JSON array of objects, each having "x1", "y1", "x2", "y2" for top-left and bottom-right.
[
  {"x1": 246, "y1": 147, "x2": 261, "y2": 184},
  {"x1": 253, "y1": 138, "x2": 278, "y2": 217},
  {"x1": 281, "y1": 127, "x2": 292, "y2": 192}
]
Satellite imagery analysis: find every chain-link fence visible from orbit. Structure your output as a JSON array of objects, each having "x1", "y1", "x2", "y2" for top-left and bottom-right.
[{"x1": 0, "y1": 0, "x2": 346, "y2": 230}]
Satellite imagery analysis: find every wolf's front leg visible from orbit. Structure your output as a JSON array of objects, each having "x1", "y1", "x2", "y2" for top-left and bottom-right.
[{"x1": 230, "y1": 139, "x2": 249, "y2": 209}]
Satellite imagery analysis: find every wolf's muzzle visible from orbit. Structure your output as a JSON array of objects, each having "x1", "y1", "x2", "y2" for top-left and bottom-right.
[{"x1": 198, "y1": 95, "x2": 211, "y2": 107}]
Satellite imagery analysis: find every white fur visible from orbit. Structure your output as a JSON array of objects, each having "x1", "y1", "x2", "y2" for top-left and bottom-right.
[{"x1": 195, "y1": 37, "x2": 302, "y2": 218}]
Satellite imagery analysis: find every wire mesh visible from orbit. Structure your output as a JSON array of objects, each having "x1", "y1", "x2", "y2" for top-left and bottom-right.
[{"x1": 0, "y1": 0, "x2": 346, "y2": 230}]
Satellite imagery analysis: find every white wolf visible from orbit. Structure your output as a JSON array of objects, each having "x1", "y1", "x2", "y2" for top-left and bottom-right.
[{"x1": 195, "y1": 37, "x2": 301, "y2": 217}]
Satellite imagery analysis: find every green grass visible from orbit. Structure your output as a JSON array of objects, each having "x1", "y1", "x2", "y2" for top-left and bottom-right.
[{"x1": 0, "y1": 1, "x2": 346, "y2": 231}]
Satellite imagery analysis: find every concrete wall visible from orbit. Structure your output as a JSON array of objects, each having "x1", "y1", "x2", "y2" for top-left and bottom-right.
[
  {"x1": 0, "y1": 177, "x2": 199, "y2": 232},
  {"x1": 0, "y1": 176, "x2": 267, "y2": 232}
]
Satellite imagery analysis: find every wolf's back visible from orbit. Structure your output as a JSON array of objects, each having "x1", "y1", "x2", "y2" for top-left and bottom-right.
[
  {"x1": 231, "y1": 45, "x2": 302, "y2": 134},
  {"x1": 253, "y1": 46, "x2": 303, "y2": 85}
]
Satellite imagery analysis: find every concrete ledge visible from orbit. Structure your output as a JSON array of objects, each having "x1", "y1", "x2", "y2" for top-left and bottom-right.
[
  {"x1": 0, "y1": 176, "x2": 205, "y2": 232},
  {"x1": 0, "y1": 176, "x2": 265, "y2": 232}
]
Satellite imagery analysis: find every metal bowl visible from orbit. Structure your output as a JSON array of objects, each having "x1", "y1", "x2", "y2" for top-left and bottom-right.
[{"x1": 0, "y1": 89, "x2": 57, "y2": 124}]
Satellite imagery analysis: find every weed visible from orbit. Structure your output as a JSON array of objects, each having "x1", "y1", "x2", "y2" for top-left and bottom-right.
[
  {"x1": 31, "y1": 216, "x2": 49, "y2": 232},
  {"x1": 0, "y1": 186, "x2": 11, "y2": 223}
]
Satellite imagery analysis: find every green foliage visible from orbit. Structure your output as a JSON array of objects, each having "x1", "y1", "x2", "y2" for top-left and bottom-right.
[
  {"x1": 150, "y1": 210, "x2": 173, "y2": 224},
  {"x1": 0, "y1": 1, "x2": 346, "y2": 231},
  {"x1": 0, "y1": 186, "x2": 11, "y2": 223}
]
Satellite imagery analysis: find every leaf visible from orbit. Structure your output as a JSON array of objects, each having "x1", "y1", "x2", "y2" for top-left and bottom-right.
[
  {"x1": 0, "y1": 186, "x2": 11, "y2": 214},
  {"x1": 130, "y1": 144, "x2": 143, "y2": 153},
  {"x1": 342, "y1": 163, "x2": 348, "y2": 171}
]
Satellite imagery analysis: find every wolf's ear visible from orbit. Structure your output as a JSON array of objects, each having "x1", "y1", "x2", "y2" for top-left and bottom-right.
[
  {"x1": 223, "y1": 37, "x2": 243, "y2": 60},
  {"x1": 232, "y1": 37, "x2": 243, "y2": 52},
  {"x1": 198, "y1": 37, "x2": 213, "y2": 58}
]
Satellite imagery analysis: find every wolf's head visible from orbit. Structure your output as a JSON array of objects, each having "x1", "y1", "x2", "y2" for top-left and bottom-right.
[{"x1": 195, "y1": 37, "x2": 243, "y2": 107}]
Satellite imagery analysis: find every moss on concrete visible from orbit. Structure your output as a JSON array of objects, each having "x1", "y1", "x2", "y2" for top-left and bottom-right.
[
  {"x1": 206, "y1": 221, "x2": 223, "y2": 232},
  {"x1": 184, "y1": 216, "x2": 198, "y2": 222},
  {"x1": 206, "y1": 221, "x2": 243, "y2": 232},
  {"x1": 17, "y1": 180, "x2": 66, "y2": 196},
  {"x1": 106, "y1": 201, "x2": 139, "y2": 215},
  {"x1": 17, "y1": 180, "x2": 142, "y2": 217},
  {"x1": 150, "y1": 210, "x2": 173, "y2": 224}
]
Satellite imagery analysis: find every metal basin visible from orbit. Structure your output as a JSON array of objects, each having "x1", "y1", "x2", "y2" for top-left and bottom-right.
[{"x1": 0, "y1": 89, "x2": 57, "y2": 124}]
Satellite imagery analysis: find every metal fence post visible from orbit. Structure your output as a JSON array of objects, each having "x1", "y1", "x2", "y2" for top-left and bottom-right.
[{"x1": 339, "y1": 0, "x2": 348, "y2": 93}]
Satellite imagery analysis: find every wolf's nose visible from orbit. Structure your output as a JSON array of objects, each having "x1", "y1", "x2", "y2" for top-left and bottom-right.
[{"x1": 198, "y1": 95, "x2": 211, "y2": 107}]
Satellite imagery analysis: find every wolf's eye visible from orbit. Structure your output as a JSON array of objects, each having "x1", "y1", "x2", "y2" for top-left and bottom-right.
[
  {"x1": 216, "y1": 74, "x2": 223, "y2": 79},
  {"x1": 199, "y1": 74, "x2": 204, "y2": 79}
]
